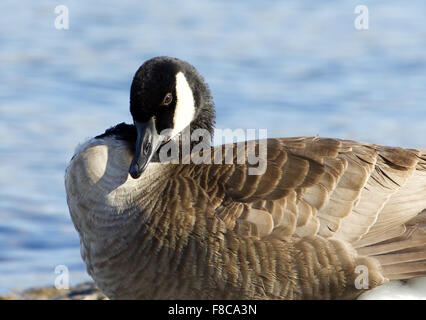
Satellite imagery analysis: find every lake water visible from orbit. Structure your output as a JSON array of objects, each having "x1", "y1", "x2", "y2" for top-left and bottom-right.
[{"x1": 1, "y1": 0, "x2": 425, "y2": 294}]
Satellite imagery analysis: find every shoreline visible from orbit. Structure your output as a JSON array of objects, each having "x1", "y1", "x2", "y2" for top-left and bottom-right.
[{"x1": 0, "y1": 282, "x2": 107, "y2": 300}]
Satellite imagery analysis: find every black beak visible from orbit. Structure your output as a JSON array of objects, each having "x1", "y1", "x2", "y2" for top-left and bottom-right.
[{"x1": 129, "y1": 118, "x2": 163, "y2": 179}]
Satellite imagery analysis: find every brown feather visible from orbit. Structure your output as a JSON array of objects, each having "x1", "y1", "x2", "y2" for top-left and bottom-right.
[{"x1": 65, "y1": 136, "x2": 426, "y2": 300}]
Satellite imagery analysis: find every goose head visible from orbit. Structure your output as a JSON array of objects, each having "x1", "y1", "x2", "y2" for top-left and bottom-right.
[{"x1": 128, "y1": 56, "x2": 215, "y2": 179}]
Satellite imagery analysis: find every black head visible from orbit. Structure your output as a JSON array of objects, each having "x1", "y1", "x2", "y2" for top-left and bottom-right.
[{"x1": 128, "y1": 56, "x2": 215, "y2": 178}]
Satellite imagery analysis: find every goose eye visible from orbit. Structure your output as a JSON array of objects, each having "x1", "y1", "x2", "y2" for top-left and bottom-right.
[{"x1": 162, "y1": 93, "x2": 173, "y2": 106}]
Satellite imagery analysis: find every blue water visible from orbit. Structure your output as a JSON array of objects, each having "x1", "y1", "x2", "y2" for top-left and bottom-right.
[{"x1": 1, "y1": 1, "x2": 425, "y2": 293}]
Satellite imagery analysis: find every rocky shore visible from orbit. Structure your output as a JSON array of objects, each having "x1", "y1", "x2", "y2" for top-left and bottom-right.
[{"x1": 0, "y1": 282, "x2": 107, "y2": 300}]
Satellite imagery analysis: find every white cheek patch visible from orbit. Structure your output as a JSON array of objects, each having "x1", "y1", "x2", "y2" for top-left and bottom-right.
[{"x1": 172, "y1": 72, "x2": 195, "y2": 137}]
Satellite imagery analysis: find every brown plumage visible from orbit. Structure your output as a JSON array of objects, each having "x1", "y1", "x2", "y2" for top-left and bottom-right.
[
  {"x1": 65, "y1": 57, "x2": 426, "y2": 299},
  {"x1": 65, "y1": 136, "x2": 426, "y2": 299}
]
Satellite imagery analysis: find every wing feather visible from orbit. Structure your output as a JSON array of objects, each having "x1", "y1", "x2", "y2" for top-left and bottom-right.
[{"x1": 198, "y1": 138, "x2": 425, "y2": 252}]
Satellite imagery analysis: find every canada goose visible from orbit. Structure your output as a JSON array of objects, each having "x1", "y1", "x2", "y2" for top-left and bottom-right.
[{"x1": 65, "y1": 56, "x2": 426, "y2": 300}]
